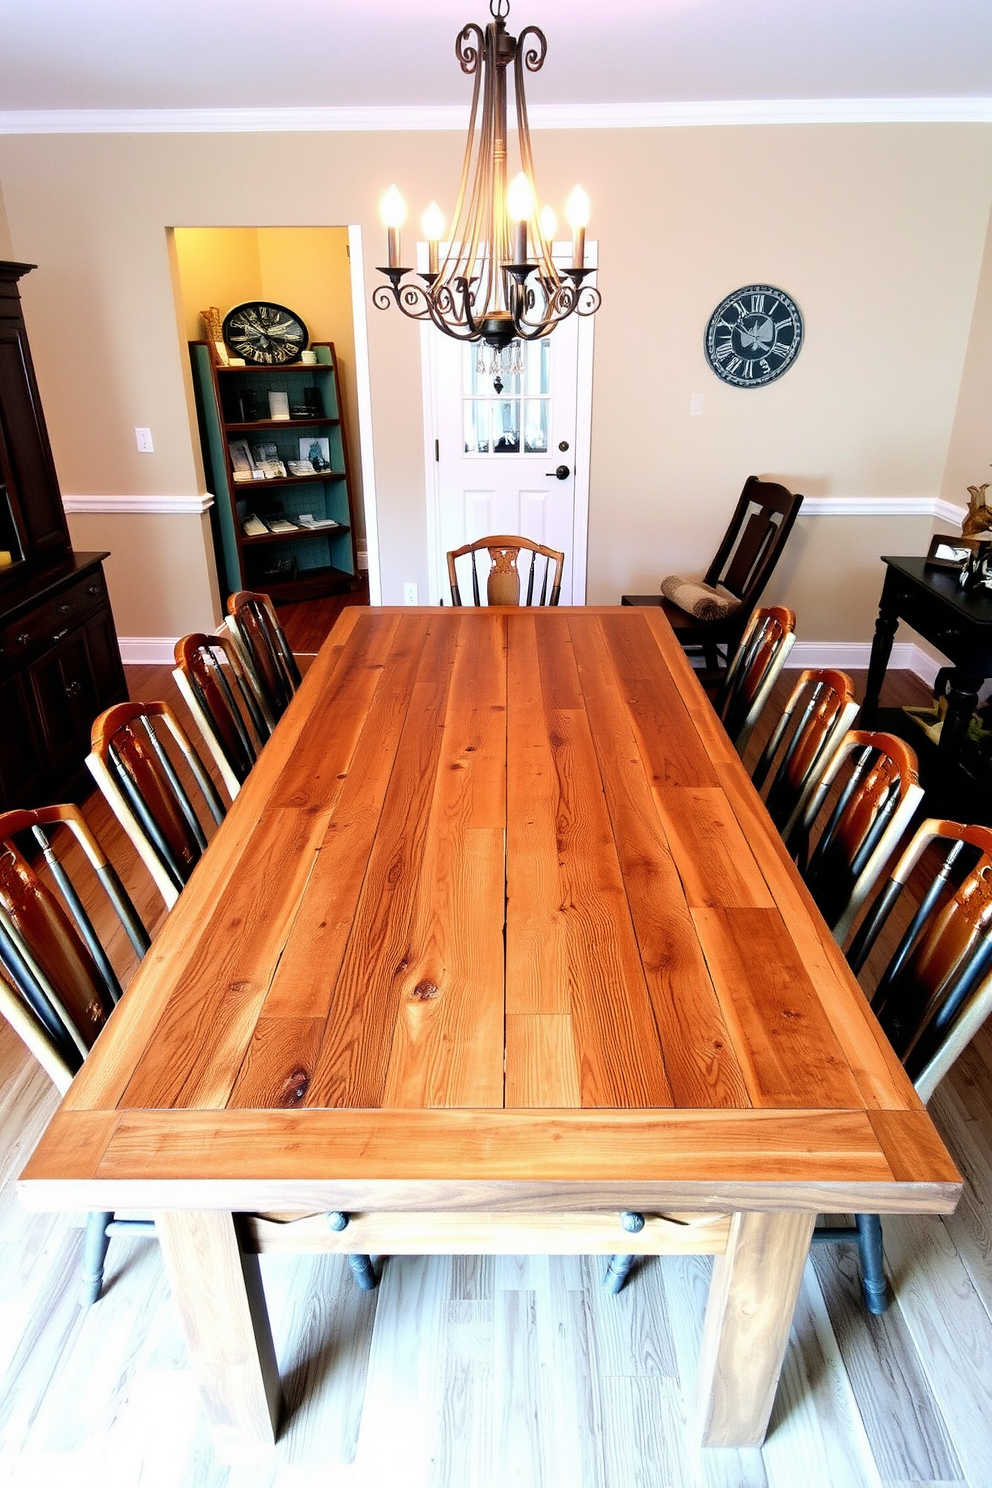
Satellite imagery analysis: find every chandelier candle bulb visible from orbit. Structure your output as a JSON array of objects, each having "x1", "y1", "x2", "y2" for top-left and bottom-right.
[
  {"x1": 380, "y1": 185, "x2": 407, "y2": 269},
  {"x1": 506, "y1": 172, "x2": 535, "y2": 265},
  {"x1": 539, "y1": 205, "x2": 557, "y2": 246},
  {"x1": 566, "y1": 185, "x2": 590, "y2": 269},
  {"x1": 421, "y1": 201, "x2": 446, "y2": 277}
]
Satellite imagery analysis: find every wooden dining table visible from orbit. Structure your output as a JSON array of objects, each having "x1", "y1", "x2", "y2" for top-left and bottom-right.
[{"x1": 19, "y1": 605, "x2": 960, "y2": 1459}]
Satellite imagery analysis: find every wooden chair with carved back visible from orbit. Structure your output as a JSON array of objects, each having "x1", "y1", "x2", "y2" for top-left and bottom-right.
[
  {"x1": 714, "y1": 605, "x2": 797, "y2": 756},
  {"x1": 644, "y1": 476, "x2": 804, "y2": 684},
  {"x1": 0, "y1": 804, "x2": 155, "y2": 1304},
  {"x1": 811, "y1": 819, "x2": 992, "y2": 1312},
  {"x1": 788, "y1": 730, "x2": 925, "y2": 946},
  {"x1": 173, "y1": 632, "x2": 270, "y2": 798},
  {"x1": 447, "y1": 534, "x2": 564, "y2": 607},
  {"x1": 225, "y1": 589, "x2": 302, "y2": 728},
  {"x1": 751, "y1": 668, "x2": 860, "y2": 840},
  {"x1": 86, "y1": 701, "x2": 228, "y2": 911}
]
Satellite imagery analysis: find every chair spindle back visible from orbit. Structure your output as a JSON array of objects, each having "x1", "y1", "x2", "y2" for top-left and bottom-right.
[
  {"x1": 87, "y1": 701, "x2": 227, "y2": 909},
  {"x1": 715, "y1": 605, "x2": 797, "y2": 755}
]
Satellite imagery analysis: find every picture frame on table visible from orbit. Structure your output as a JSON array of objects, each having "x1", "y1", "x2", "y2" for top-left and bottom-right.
[{"x1": 925, "y1": 533, "x2": 978, "y2": 570}]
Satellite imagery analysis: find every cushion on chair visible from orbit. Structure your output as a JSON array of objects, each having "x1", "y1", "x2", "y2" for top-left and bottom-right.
[{"x1": 659, "y1": 575, "x2": 742, "y2": 622}]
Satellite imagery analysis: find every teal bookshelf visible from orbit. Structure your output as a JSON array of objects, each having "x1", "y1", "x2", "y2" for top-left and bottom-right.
[{"x1": 189, "y1": 340, "x2": 360, "y2": 604}]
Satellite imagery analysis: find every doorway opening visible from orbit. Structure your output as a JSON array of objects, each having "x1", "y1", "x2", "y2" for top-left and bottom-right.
[{"x1": 171, "y1": 225, "x2": 379, "y2": 604}]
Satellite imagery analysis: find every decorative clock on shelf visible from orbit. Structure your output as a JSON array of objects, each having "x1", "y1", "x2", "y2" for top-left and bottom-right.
[
  {"x1": 222, "y1": 301, "x2": 309, "y2": 365},
  {"x1": 704, "y1": 284, "x2": 803, "y2": 388}
]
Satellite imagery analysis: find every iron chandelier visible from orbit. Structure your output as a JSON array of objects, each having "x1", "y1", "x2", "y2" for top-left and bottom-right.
[{"x1": 374, "y1": 0, "x2": 600, "y2": 353}]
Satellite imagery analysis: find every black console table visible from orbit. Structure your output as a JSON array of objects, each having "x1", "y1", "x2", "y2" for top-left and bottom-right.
[{"x1": 862, "y1": 556, "x2": 992, "y2": 804}]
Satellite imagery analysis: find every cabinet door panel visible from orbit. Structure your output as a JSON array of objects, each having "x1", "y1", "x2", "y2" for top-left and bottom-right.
[
  {"x1": 83, "y1": 605, "x2": 127, "y2": 703},
  {"x1": 0, "y1": 325, "x2": 68, "y2": 555},
  {"x1": 28, "y1": 631, "x2": 98, "y2": 776},
  {"x1": 0, "y1": 670, "x2": 48, "y2": 806}
]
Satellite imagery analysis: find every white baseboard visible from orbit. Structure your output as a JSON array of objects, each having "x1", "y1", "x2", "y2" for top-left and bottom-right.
[
  {"x1": 118, "y1": 637, "x2": 180, "y2": 665},
  {"x1": 787, "y1": 641, "x2": 941, "y2": 686}
]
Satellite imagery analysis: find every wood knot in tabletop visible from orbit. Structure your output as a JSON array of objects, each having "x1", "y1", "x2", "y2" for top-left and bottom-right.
[{"x1": 411, "y1": 981, "x2": 441, "y2": 1001}]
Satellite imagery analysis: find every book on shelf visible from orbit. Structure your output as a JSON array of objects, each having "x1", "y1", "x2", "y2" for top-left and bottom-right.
[
  {"x1": 266, "y1": 516, "x2": 299, "y2": 533},
  {"x1": 250, "y1": 441, "x2": 287, "y2": 478},
  {"x1": 241, "y1": 513, "x2": 269, "y2": 537},
  {"x1": 297, "y1": 512, "x2": 341, "y2": 530},
  {"x1": 228, "y1": 438, "x2": 255, "y2": 475}
]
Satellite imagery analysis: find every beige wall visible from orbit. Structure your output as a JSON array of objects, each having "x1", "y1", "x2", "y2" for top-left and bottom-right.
[
  {"x1": 941, "y1": 200, "x2": 992, "y2": 514},
  {"x1": 66, "y1": 509, "x2": 220, "y2": 638},
  {"x1": 0, "y1": 176, "x2": 11, "y2": 257},
  {"x1": 0, "y1": 123, "x2": 990, "y2": 639}
]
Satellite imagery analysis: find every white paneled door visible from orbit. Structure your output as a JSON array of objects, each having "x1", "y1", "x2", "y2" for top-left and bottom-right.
[{"x1": 423, "y1": 275, "x2": 594, "y2": 606}]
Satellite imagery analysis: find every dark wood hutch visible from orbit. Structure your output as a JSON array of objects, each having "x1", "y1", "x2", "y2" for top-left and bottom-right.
[{"x1": 0, "y1": 261, "x2": 126, "y2": 812}]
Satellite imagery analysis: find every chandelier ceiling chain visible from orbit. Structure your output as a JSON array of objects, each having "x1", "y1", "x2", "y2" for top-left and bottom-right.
[{"x1": 373, "y1": 0, "x2": 601, "y2": 351}]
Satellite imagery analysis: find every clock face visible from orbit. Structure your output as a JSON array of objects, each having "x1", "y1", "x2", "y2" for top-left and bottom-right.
[
  {"x1": 222, "y1": 302, "x2": 308, "y2": 365},
  {"x1": 704, "y1": 285, "x2": 803, "y2": 388}
]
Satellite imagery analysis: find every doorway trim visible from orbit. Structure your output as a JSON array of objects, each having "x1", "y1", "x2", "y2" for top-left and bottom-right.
[
  {"x1": 421, "y1": 240, "x2": 597, "y2": 607},
  {"x1": 348, "y1": 222, "x2": 383, "y2": 604}
]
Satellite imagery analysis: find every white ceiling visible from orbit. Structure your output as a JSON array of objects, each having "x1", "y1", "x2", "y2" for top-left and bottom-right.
[{"x1": 0, "y1": 0, "x2": 989, "y2": 116}]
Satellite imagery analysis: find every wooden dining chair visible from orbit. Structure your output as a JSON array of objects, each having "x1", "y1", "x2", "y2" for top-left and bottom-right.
[
  {"x1": 751, "y1": 668, "x2": 860, "y2": 840},
  {"x1": 788, "y1": 730, "x2": 924, "y2": 945},
  {"x1": 87, "y1": 700, "x2": 228, "y2": 910},
  {"x1": 173, "y1": 632, "x2": 269, "y2": 798},
  {"x1": 0, "y1": 804, "x2": 155, "y2": 1303},
  {"x1": 811, "y1": 818, "x2": 992, "y2": 1312},
  {"x1": 225, "y1": 589, "x2": 302, "y2": 728},
  {"x1": 714, "y1": 605, "x2": 797, "y2": 756},
  {"x1": 623, "y1": 477, "x2": 803, "y2": 685},
  {"x1": 447, "y1": 534, "x2": 564, "y2": 607}
]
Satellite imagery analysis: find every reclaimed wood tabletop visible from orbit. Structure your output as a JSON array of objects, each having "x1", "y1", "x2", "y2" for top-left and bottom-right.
[{"x1": 19, "y1": 606, "x2": 960, "y2": 1458}]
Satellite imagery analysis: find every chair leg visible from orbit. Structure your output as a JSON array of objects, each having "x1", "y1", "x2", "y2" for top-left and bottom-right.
[
  {"x1": 81, "y1": 1211, "x2": 114, "y2": 1306},
  {"x1": 855, "y1": 1213, "x2": 888, "y2": 1314},
  {"x1": 603, "y1": 1254, "x2": 636, "y2": 1294},
  {"x1": 347, "y1": 1253, "x2": 379, "y2": 1291}
]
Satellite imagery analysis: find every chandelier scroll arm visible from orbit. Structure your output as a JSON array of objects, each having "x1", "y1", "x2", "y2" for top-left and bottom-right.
[{"x1": 456, "y1": 22, "x2": 485, "y2": 75}]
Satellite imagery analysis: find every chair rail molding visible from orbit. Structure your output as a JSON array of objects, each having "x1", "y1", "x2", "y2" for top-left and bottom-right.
[
  {"x1": 62, "y1": 494, "x2": 214, "y2": 514},
  {"x1": 799, "y1": 495, "x2": 966, "y2": 522}
]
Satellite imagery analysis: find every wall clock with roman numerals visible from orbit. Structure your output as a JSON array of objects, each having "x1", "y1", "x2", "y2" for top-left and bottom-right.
[
  {"x1": 222, "y1": 301, "x2": 309, "y2": 365},
  {"x1": 704, "y1": 284, "x2": 803, "y2": 388}
]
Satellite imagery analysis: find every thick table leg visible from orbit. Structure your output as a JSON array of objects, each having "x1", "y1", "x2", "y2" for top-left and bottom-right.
[
  {"x1": 156, "y1": 1211, "x2": 282, "y2": 1458},
  {"x1": 938, "y1": 669, "x2": 983, "y2": 778},
  {"x1": 696, "y1": 1210, "x2": 815, "y2": 1447},
  {"x1": 861, "y1": 602, "x2": 899, "y2": 727}
]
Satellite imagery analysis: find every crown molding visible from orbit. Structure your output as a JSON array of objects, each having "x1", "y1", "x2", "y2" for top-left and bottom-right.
[
  {"x1": 2, "y1": 97, "x2": 990, "y2": 136},
  {"x1": 62, "y1": 493, "x2": 213, "y2": 514}
]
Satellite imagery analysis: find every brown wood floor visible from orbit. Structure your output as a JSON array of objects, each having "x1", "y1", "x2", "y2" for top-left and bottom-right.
[{"x1": 2, "y1": 626, "x2": 992, "y2": 1487}]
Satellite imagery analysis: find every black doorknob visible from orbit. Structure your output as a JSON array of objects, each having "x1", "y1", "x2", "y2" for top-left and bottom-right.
[{"x1": 545, "y1": 464, "x2": 570, "y2": 480}]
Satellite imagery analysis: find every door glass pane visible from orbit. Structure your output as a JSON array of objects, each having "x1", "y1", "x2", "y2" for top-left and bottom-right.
[
  {"x1": 463, "y1": 338, "x2": 550, "y2": 456},
  {"x1": 523, "y1": 399, "x2": 548, "y2": 453},
  {"x1": 464, "y1": 399, "x2": 491, "y2": 454},
  {"x1": 494, "y1": 401, "x2": 520, "y2": 453}
]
